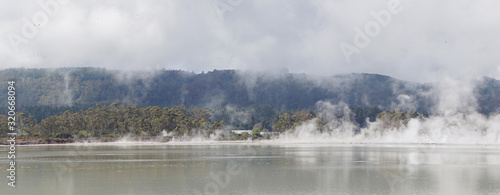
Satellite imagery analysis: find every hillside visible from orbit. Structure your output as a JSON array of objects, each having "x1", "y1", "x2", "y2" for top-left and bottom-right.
[{"x1": 0, "y1": 67, "x2": 498, "y2": 118}]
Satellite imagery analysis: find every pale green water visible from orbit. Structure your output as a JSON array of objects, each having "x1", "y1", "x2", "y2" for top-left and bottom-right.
[{"x1": 1, "y1": 143, "x2": 500, "y2": 195}]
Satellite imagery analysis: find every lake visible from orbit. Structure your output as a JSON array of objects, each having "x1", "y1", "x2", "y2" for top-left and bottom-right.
[{"x1": 1, "y1": 143, "x2": 500, "y2": 195}]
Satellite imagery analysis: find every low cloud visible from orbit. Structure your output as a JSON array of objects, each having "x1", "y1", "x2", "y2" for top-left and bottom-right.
[{"x1": 2, "y1": 0, "x2": 500, "y2": 82}]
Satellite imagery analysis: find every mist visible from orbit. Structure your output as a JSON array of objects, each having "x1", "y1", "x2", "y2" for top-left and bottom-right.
[
  {"x1": 3, "y1": 0, "x2": 500, "y2": 145},
  {"x1": 276, "y1": 78, "x2": 500, "y2": 145},
  {"x1": 2, "y1": 0, "x2": 500, "y2": 83}
]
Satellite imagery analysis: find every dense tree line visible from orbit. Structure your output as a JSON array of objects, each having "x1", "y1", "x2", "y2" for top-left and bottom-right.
[
  {"x1": 19, "y1": 105, "x2": 93, "y2": 122},
  {"x1": 273, "y1": 111, "x2": 315, "y2": 132},
  {"x1": 2, "y1": 67, "x2": 495, "y2": 143},
  {"x1": 0, "y1": 104, "x2": 222, "y2": 139},
  {"x1": 1, "y1": 103, "x2": 425, "y2": 141}
]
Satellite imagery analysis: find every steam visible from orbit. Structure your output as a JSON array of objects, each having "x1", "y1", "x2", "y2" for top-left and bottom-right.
[
  {"x1": 85, "y1": 76, "x2": 500, "y2": 145},
  {"x1": 391, "y1": 94, "x2": 416, "y2": 111},
  {"x1": 60, "y1": 72, "x2": 73, "y2": 107},
  {"x1": 113, "y1": 69, "x2": 159, "y2": 105},
  {"x1": 224, "y1": 105, "x2": 252, "y2": 125},
  {"x1": 435, "y1": 77, "x2": 478, "y2": 116},
  {"x1": 17, "y1": 68, "x2": 500, "y2": 145},
  {"x1": 276, "y1": 78, "x2": 500, "y2": 145},
  {"x1": 41, "y1": 68, "x2": 74, "y2": 107}
]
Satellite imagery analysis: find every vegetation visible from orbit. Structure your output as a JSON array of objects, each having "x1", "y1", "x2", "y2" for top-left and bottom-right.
[
  {"x1": 251, "y1": 128, "x2": 261, "y2": 140},
  {"x1": 0, "y1": 67, "x2": 461, "y2": 143},
  {"x1": 273, "y1": 111, "x2": 315, "y2": 132},
  {"x1": 1, "y1": 103, "x2": 223, "y2": 139},
  {"x1": 0, "y1": 99, "x2": 428, "y2": 144},
  {"x1": 376, "y1": 109, "x2": 424, "y2": 129},
  {"x1": 0, "y1": 68, "x2": 437, "y2": 112}
]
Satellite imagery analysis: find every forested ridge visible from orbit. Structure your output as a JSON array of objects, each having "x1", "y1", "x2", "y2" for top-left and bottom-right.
[
  {"x1": 0, "y1": 67, "x2": 499, "y2": 142},
  {"x1": 0, "y1": 67, "x2": 434, "y2": 111}
]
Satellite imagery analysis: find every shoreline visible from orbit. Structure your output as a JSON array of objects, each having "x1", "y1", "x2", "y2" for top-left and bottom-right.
[
  {"x1": 0, "y1": 136, "x2": 173, "y2": 145},
  {"x1": 1, "y1": 137, "x2": 499, "y2": 147}
]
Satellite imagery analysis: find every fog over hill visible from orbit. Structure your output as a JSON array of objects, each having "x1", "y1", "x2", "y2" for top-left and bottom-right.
[{"x1": 1, "y1": 67, "x2": 499, "y2": 116}]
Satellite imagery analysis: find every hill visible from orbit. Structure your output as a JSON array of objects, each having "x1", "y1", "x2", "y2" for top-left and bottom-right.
[{"x1": 0, "y1": 67, "x2": 498, "y2": 118}]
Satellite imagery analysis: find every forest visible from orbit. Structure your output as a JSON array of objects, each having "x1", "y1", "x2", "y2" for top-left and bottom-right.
[
  {"x1": 0, "y1": 67, "x2": 498, "y2": 143},
  {"x1": 0, "y1": 102, "x2": 423, "y2": 143}
]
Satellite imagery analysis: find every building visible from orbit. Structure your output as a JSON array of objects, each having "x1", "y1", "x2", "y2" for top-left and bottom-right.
[{"x1": 231, "y1": 130, "x2": 252, "y2": 134}]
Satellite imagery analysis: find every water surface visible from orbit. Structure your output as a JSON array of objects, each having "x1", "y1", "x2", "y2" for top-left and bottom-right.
[{"x1": 1, "y1": 143, "x2": 500, "y2": 195}]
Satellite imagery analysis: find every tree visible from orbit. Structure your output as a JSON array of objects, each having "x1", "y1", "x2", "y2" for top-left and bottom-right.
[
  {"x1": 291, "y1": 110, "x2": 314, "y2": 128},
  {"x1": 210, "y1": 120, "x2": 226, "y2": 130},
  {"x1": 273, "y1": 113, "x2": 292, "y2": 132},
  {"x1": 251, "y1": 128, "x2": 261, "y2": 140},
  {"x1": 376, "y1": 109, "x2": 423, "y2": 129},
  {"x1": 316, "y1": 118, "x2": 327, "y2": 132},
  {"x1": 40, "y1": 116, "x2": 58, "y2": 137},
  {"x1": 0, "y1": 115, "x2": 9, "y2": 137},
  {"x1": 18, "y1": 113, "x2": 37, "y2": 137},
  {"x1": 240, "y1": 132, "x2": 250, "y2": 140}
]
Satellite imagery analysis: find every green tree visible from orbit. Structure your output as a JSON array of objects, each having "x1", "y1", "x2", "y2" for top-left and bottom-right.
[
  {"x1": 376, "y1": 109, "x2": 423, "y2": 129},
  {"x1": 0, "y1": 115, "x2": 9, "y2": 137},
  {"x1": 273, "y1": 113, "x2": 292, "y2": 132},
  {"x1": 210, "y1": 120, "x2": 226, "y2": 130},
  {"x1": 291, "y1": 110, "x2": 314, "y2": 128},
  {"x1": 251, "y1": 128, "x2": 261, "y2": 140}
]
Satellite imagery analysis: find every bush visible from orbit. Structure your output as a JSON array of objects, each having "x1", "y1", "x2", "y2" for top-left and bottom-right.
[
  {"x1": 251, "y1": 128, "x2": 261, "y2": 140},
  {"x1": 78, "y1": 130, "x2": 92, "y2": 138},
  {"x1": 376, "y1": 109, "x2": 424, "y2": 129},
  {"x1": 240, "y1": 132, "x2": 250, "y2": 140}
]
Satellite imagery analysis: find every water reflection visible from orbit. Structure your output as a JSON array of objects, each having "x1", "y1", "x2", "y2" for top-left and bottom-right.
[{"x1": 0, "y1": 144, "x2": 499, "y2": 194}]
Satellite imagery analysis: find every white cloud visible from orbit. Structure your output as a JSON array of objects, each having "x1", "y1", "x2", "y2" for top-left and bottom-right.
[{"x1": 2, "y1": 0, "x2": 500, "y2": 82}]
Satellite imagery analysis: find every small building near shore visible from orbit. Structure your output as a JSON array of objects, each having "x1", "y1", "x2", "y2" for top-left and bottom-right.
[
  {"x1": 231, "y1": 130, "x2": 252, "y2": 135},
  {"x1": 230, "y1": 130, "x2": 278, "y2": 136}
]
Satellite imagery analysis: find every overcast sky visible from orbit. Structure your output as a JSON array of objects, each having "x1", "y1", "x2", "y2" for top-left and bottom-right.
[{"x1": 2, "y1": 0, "x2": 500, "y2": 82}]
